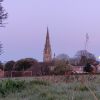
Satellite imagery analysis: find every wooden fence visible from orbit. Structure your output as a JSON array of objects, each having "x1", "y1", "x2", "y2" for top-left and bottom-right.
[{"x1": 0, "y1": 71, "x2": 32, "y2": 78}]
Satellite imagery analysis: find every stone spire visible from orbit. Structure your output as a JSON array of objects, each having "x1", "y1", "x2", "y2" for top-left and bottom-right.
[{"x1": 43, "y1": 27, "x2": 52, "y2": 62}]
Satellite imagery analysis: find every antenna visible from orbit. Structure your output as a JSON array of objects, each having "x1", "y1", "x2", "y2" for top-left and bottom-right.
[
  {"x1": 84, "y1": 33, "x2": 89, "y2": 64},
  {"x1": 54, "y1": 53, "x2": 56, "y2": 59},
  {"x1": 85, "y1": 33, "x2": 89, "y2": 51}
]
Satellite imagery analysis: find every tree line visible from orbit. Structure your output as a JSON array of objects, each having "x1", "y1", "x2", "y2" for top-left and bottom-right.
[{"x1": 0, "y1": 50, "x2": 98, "y2": 76}]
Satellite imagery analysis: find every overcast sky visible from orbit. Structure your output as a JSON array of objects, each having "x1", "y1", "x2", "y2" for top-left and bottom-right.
[{"x1": 0, "y1": 0, "x2": 100, "y2": 62}]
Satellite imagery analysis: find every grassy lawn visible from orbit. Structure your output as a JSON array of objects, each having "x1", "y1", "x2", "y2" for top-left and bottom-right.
[{"x1": 0, "y1": 75, "x2": 100, "y2": 100}]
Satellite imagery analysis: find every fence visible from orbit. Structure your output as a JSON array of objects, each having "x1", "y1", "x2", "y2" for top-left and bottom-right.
[
  {"x1": 0, "y1": 71, "x2": 100, "y2": 78},
  {"x1": 0, "y1": 71, "x2": 32, "y2": 78}
]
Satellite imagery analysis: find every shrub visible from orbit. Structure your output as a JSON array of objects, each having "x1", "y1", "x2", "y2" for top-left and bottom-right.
[
  {"x1": 0, "y1": 79, "x2": 25, "y2": 97},
  {"x1": 83, "y1": 63, "x2": 93, "y2": 72},
  {"x1": 4, "y1": 61, "x2": 15, "y2": 71},
  {"x1": 53, "y1": 60, "x2": 72, "y2": 75},
  {"x1": 29, "y1": 80, "x2": 50, "y2": 86},
  {"x1": 74, "y1": 85, "x2": 88, "y2": 91},
  {"x1": 14, "y1": 58, "x2": 38, "y2": 71}
]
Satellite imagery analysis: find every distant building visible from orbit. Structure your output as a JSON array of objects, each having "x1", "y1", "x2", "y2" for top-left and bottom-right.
[
  {"x1": 72, "y1": 66, "x2": 83, "y2": 73},
  {"x1": 43, "y1": 27, "x2": 52, "y2": 62}
]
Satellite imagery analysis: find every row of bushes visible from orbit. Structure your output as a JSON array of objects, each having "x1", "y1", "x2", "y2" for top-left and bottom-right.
[
  {"x1": 0, "y1": 57, "x2": 97, "y2": 76},
  {"x1": 0, "y1": 79, "x2": 50, "y2": 97},
  {"x1": 0, "y1": 58, "x2": 38, "y2": 71}
]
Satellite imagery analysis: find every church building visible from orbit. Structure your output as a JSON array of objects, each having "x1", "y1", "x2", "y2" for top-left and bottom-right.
[{"x1": 43, "y1": 27, "x2": 52, "y2": 62}]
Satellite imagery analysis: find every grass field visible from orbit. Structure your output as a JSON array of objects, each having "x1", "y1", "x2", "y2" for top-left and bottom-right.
[{"x1": 0, "y1": 75, "x2": 100, "y2": 100}]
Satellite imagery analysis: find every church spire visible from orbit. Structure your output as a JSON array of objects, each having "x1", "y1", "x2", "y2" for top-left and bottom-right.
[
  {"x1": 43, "y1": 27, "x2": 52, "y2": 62},
  {"x1": 45, "y1": 27, "x2": 50, "y2": 48}
]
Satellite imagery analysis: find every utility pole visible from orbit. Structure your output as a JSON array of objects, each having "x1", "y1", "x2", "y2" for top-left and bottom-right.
[
  {"x1": 85, "y1": 33, "x2": 89, "y2": 51},
  {"x1": 84, "y1": 33, "x2": 89, "y2": 64}
]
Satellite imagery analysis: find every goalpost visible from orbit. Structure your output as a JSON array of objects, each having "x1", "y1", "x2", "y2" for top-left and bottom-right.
[{"x1": 11, "y1": 71, "x2": 32, "y2": 77}]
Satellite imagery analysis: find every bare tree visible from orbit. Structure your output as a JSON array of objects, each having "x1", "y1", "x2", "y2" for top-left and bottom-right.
[
  {"x1": 55, "y1": 54, "x2": 69, "y2": 62},
  {"x1": 75, "y1": 50, "x2": 96, "y2": 65},
  {"x1": 0, "y1": 41, "x2": 3, "y2": 55},
  {"x1": 75, "y1": 50, "x2": 96, "y2": 60},
  {"x1": 0, "y1": 0, "x2": 8, "y2": 56},
  {"x1": 0, "y1": 0, "x2": 8, "y2": 27}
]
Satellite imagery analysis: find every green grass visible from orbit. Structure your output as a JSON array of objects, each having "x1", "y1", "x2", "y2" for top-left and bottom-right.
[{"x1": 0, "y1": 75, "x2": 100, "y2": 100}]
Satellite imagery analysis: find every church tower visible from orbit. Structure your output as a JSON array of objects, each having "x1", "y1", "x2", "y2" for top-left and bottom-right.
[{"x1": 43, "y1": 27, "x2": 52, "y2": 62}]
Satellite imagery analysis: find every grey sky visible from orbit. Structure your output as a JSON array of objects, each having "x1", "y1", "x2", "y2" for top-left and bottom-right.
[{"x1": 0, "y1": 0, "x2": 100, "y2": 62}]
